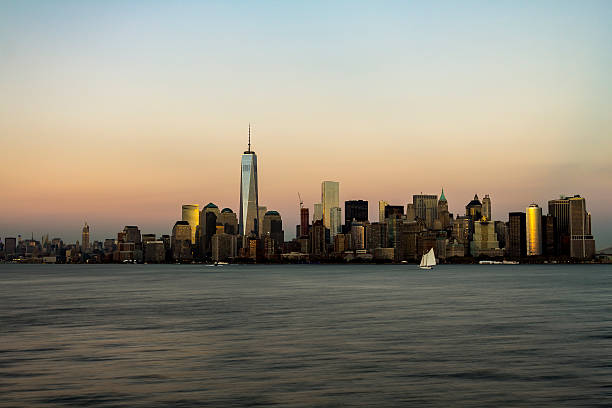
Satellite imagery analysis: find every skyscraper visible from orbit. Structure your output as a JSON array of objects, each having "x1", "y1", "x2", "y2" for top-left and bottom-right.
[
  {"x1": 313, "y1": 203, "x2": 323, "y2": 222},
  {"x1": 321, "y1": 181, "x2": 339, "y2": 229},
  {"x1": 345, "y1": 200, "x2": 368, "y2": 226},
  {"x1": 482, "y1": 194, "x2": 492, "y2": 221},
  {"x1": 82, "y1": 222, "x2": 90, "y2": 252},
  {"x1": 507, "y1": 212, "x2": 526, "y2": 258},
  {"x1": 548, "y1": 196, "x2": 570, "y2": 256},
  {"x1": 379, "y1": 201, "x2": 388, "y2": 223},
  {"x1": 240, "y1": 125, "x2": 260, "y2": 237},
  {"x1": 181, "y1": 204, "x2": 199, "y2": 244},
  {"x1": 300, "y1": 208, "x2": 309, "y2": 238},
  {"x1": 330, "y1": 206, "x2": 342, "y2": 240},
  {"x1": 569, "y1": 195, "x2": 595, "y2": 259},
  {"x1": 262, "y1": 210, "x2": 284, "y2": 251},
  {"x1": 526, "y1": 204, "x2": 542, "y2": 256},
  {"x1": 413, "y1": 194, "x2": 438, "y2": 228}
]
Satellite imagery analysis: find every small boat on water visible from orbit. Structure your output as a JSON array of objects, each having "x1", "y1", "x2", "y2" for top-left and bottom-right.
[{"x1": 419, "y1": 248, "x2": 436, "y2": 270}]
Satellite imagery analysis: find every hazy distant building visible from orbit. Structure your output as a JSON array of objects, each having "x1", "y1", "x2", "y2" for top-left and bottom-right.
[
  {"x1": 345, "y1": 200, "x2": 368, "y2": 226},
  {"x1": 240, "y1": 126, "x2": 260, "y2": 237},
  {"x1": 171, "y1": 221, "x2": 192, "y2": 262},
  {"x1": 321, "y1": 181, "x2": 339, "y2": 229},
  {"x1": 507, "y1": 212, "x2": 526, "y2": 258},
  {"x1": 300, "y1": 208, "x2": 309, "y2": 238},
  {"x1": 482, "y1": 194, "x2": 492, "y2": 221},
  {"x1": 379, "y1": 201, "x2": 388, "y2": 223},
  {"x1": 330, "y1": 207, "x2": 342, "y2": 240},
  {"x1": 405, "y1": 203, "x2": 416, "y2": 222},
  {"x1": 4, "y1": 237, "x2": 16, "y2": 260},
  {"x1": 313, "y1": 203, "x2": 323, "y2": 222},
  {"x1": 123, "y1": 226, "x2": 141, "y2": 247},
  {"x1": 413, "y1": 194, "x2": 438, "y2": 229},
  {"x1": 526, "y1": 204, "x2": 542, "y2": 256},
  {"x1": 82, "y1": 222, "x2": 90, "y2": 252},
  {"x1": 182, "y1": 204, "x2": 199, "y2": 244}
]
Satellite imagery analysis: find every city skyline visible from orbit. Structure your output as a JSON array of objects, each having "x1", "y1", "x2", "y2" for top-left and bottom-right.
[{"x1": 1, "y1": 1, "x2": 611, "y2": 246}]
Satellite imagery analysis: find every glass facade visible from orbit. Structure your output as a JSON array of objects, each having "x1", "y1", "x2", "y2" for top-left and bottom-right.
[
  {"x1": 526, "y1": 204, "x2": 542, "y2": 256},
  {"x1": 239, "y1": 152, "x2": 259, "y2": 236}
]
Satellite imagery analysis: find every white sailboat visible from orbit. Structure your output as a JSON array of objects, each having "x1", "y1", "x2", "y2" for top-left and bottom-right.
[{"x1": 419, "y1": 248, "x2": 436, "y2": 270}]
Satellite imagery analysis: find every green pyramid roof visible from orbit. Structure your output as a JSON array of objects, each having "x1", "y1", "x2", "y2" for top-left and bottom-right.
[{"x1": 439, "y1": 188, "x2": 447, "y2": 202}]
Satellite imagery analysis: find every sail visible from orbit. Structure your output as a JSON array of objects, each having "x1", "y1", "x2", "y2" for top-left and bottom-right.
[
  {"x1": 426, "y1": 248, "x2": 436, "y2": 266},
  {"x1": 420, "y1": 254, "x2": 427, "y2": 267}
]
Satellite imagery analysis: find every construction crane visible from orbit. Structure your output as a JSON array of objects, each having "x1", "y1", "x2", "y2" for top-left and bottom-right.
[{"x1": 297, "y1": 192, "x2": 304, "y2": 209}]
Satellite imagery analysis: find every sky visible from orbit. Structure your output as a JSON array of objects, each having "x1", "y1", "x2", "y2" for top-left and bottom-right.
[{"x1": 1, "y1": 0, "x2": 611, "y2": 247}]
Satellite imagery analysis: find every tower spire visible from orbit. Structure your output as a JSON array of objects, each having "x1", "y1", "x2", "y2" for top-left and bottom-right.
[{"x1": 248, "y1": 123, "x2": 251, "y2": 152}]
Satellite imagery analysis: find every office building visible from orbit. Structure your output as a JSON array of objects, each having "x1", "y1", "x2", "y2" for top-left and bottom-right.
[
  {"x1": 413, "y1": 194, "x2": 438, "y2": 229},
  {"x1": 405, "y1": 203, "x2": 416, "y2": 221},
  {"x1": 181, "y1": 204, "x2": 199, "y2": 244},
  {"x1": 218, "y1": 208, "x2": 238, "y2": 235},
  {"x1": 212, "y1": 233, "x2": 238, "y2": 262},
  {"x1": 506, "y1": 212, "x2": 526, "y2": 258},
  {"x1": 4, "y1": 237, "x2": 16, "y2": 259},
  {"x1": 379, "y1": 201, "x2": 388, "y2": 223},
  {"x1": 262, "y1": 210, "x2": 284, "y2": 250},
  {"x1": 482, "y1": 194, "x2": 492, "y2": 221},
  {"x1": 526, "y1": 204, "x2": 542, "y2": 256},
  {"x1": 569, "y1": 196, "x2": 596, "y2": 259},
  {"x1": 345, "y1": 200, "x2": 368, "y2": 226},
  {"x1": 350, "y1": 222, "x2": 366, "y2": 250},
  {"x1": 81, "y1": 222, "x2": 90, "y2": 252},
  {"x1": 470, "y1": 219, "x2": 502, "y2": 257},
  {"x1": 313, "y1": 203, "x2": 323, "y2": 222},
  {"x1": 330, "y1": 206, "x2": 342, "y2": 240},
  {"x1": 437, "y1": 189, "x2": 451, "y2": 229},
  {"x1": 309, "y1": 220, "x2": 327, "y2": 256},
  {"x1": 541, "y1": 214, "x2": 556, "y2": 256},
  {"x1": 240, "y1": 125, "x2": 260, "y2": 237},
  {"x1": 548, "y1": 196, "x2": 571, "y2": 255},
  {"x1": 321, "y1": 181, "x2": 339, "y2": 229},
  {"x1": 466, "y1": 194, "x2": 483, "y2": 221},
  {"x1": 384, "y1": 205, "x2": 404, "y2": 219},
  {"x1": 171, "y1": 221, "x2": 192, "y2": 262},
  {"x1": 300, "y1": 208, "x2": 309, "y2": 238},
  {"x1": 366, "y1": 222, "x2": 388, "y2": 250}
]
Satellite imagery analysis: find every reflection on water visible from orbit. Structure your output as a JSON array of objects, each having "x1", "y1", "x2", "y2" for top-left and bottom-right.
[{"x1": 1, "y1": 264, "x2": 610, "y2": 407}]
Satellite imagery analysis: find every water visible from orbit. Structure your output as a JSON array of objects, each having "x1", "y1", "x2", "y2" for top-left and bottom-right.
[{"x1": 0, "y1": 264, "x2": 610, "y2": 407}]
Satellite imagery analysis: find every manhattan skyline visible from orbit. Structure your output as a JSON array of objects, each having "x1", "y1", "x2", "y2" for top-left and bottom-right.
[{"x1": 1, "y1": 1, "x2": 611, "y2": 246}]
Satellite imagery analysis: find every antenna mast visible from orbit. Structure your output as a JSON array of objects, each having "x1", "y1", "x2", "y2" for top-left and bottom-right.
[
  {"x1": 248, "y1": 123, "x2": 251, "y2": 152},
  {"x1": 298, "y1": 192, "x2": 304, "y2": 209}
]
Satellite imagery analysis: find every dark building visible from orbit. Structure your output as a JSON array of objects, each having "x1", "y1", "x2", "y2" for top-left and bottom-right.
[
  {"x1": 548, "y1": 197, "x2": 570, "y2": 256},
  {"x1": 541, "y1": 214, "x2": 557, "y2": 256},
  {"x1": 345, "y1": 200, "x2": 369, "y2": 227},
  {"x1": 4, "y1": 237, "x2": 16, "y2": 259},
  {"x1": 309, "y1": 220, "x2": 327, "y2": 257},
  {"x1": 506, "y1": 212, "x2": 526, "y2": 259},
  {"x1": 384, "y1": 205, "x2": 404, "y2": 219},
  {"x1": 413, "y1": 194, "x2": 438, "y2": 229},
  {"x1": 366, "y1": 222, "x2": 388, "y2": 250},
  {"x1": 465, "y1": 195, "x2": 483, "y2": 221},
  {"x1": 300, "y1": 207, "x2": 309, "y2": 238}
]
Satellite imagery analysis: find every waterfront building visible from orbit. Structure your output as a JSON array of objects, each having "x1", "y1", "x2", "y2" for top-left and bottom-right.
[
  {"x1": 321, "y1": 181, "x2": 339, "y2": 229},
  {"x1": 143, "y1": 241, "x2": 165, "y2": 263},
  {"x1": 396, "y1": 221, "x2": 423, "y2": 261},
  {"x1": 548, "y1": 196, "x2": 571, "y2": 256},
  {"x1": 123, "y1": 226, "x2": 142, "y2": 247},
  {"x1": 541, "y1": 214, "x2": 556, "y2": 256},
  {"x1": 199, "y1": 203, "x2": 220, "y2": 258},
  {"x1": 171, "y1": 221, "x2": 192, "y2": 262},
  {"x1": 300, "y1": 208, "x2": 309, "y2": 238},
  {"x1": 82, "y1": 222, "x2": 90, "y2": 252},
  {"x1": 526, "y1": 204, "x2": 542, "y2": 256},
  {"x1": 507, "y1": 212, "x2": 526, "y2": 258},
  {"x1": 218, "y1": 208, "x2": 238, "y2": 235},
  {"x1": 212, "y1": 233, "x2": 237, "y2": 262},
  {"x1": 309, "y1": 220, "x2": 327, "y2": 256},
  {"x1": 482, "y1": 194, "x2": 492, "y2": 221},
  {"x1": 452, "y1": 216, "x2": 470, "y2": 245},
  {"x1": 413, "y1": 194, "x2": 438, "y2": 229},
  {"x1": 470, "y1": 219, "x2": 503, "y2": 257},
  {"x1": 345, "y1": 200, "x2": 368, "y2": 226},
  {"x1": 4, "y1": 237, "x2": 16, "y2": 260},
  {"x1": 569, "y1": 196, "x2": 596, "y2": 259},
  {"x1": 181, "y1": 204, "x2": 199, "y2": 244},
  {"x1": 379, "y1": 201, "x2": 388, "y2": 223},
  {"x1": 333, "y1": 233, "x2": 351, "y2": 253},
  {"x1": 240, "y1": 126, "x2": 260, "y2": 237},
  {"x1": 350, "y1": 222, "x2": 366, "y2": 250}
]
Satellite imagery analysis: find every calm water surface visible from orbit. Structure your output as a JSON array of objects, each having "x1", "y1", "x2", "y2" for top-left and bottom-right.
[{"x1": 0, "y1": 264, "x2": 610, "y2": 407}]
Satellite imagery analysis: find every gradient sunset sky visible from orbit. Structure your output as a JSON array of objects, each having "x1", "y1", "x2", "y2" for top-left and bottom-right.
[{"x1": 1, "y1": 1, "x2": 611, "y2": 246}]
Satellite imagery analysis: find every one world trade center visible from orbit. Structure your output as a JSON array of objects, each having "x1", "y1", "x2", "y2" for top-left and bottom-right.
[{"x1": 239, "y1": 125, "x2": 259, "y2": 237}]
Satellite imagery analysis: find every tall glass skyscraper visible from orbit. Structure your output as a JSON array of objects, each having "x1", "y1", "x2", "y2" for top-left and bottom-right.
[{"x1": 240, "y1": 126, "x2": 259, "y2": 237}]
